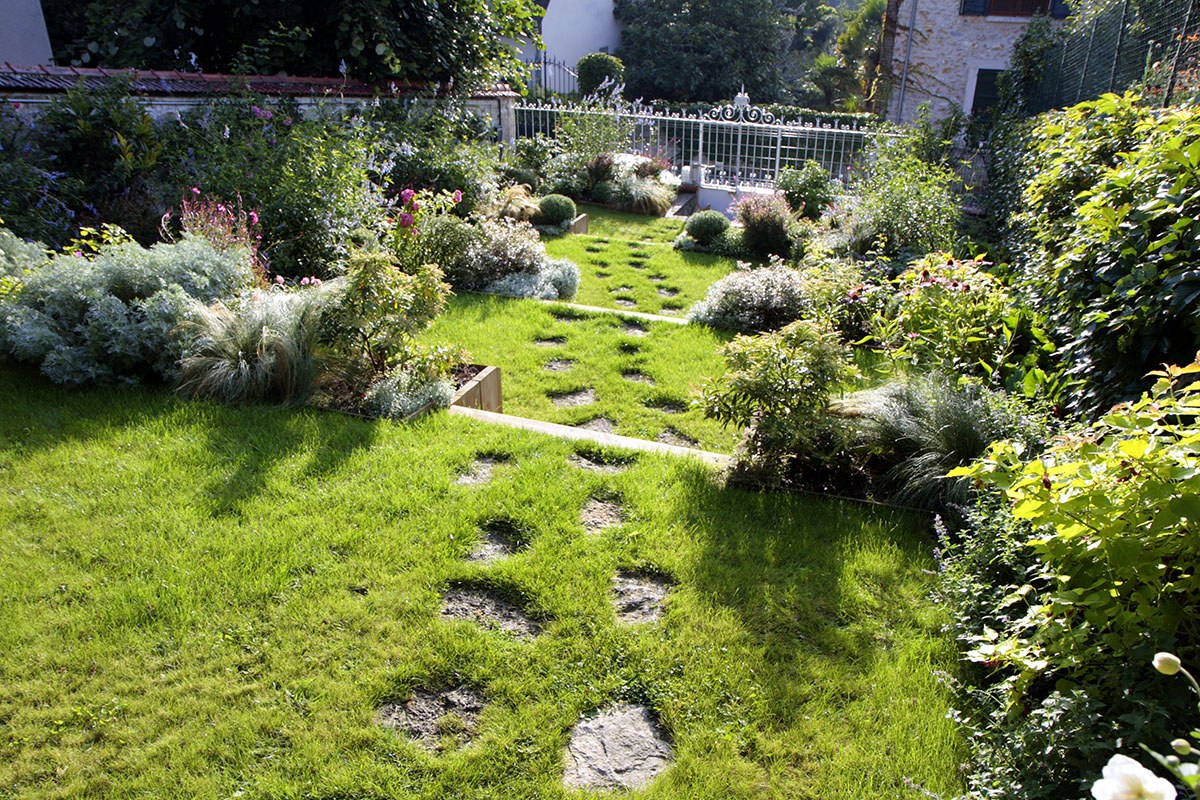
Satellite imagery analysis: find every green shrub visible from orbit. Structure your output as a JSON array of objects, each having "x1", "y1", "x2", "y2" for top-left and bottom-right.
[
  {"x1": 869, "y1": 254, "x2": 1057, "y2": 397},
  {"x1": 685, "y1": 210, "x2": 730, "y2": 246},
  {"x1": 362, "y1": 365, "x2": 453, "y2": 419},
  {"x1": 0, "y1": 235, "x2": 254, "y2": 385},
  {"x1": 1007, "y1": 93, "x2": 1200, "y2": 414},
  {"x1": 734, "y1": 193, "x2": 796, "y2": 259},
  {"x1": 577, "y1": 52, "x2": 625, "y2": 96},
  {"x1": 590, "y1": 180, "x2": 616, "y2": 205},
  {"x1": 688, "y1": 262, "x2": 808, "y2": 332},
  {"x1": 538, "y1": 193, "x2": 577, "y2": 225},
  {"x1": 406, "y1": 214, "x2": 483, "y2": 283},
  {"x1": 854, "y1": 138, "x2": 958, "y2": 258},
  {"x1": 699, "y1": 318, "x2": 857, "y2": 465},
  {"x1": 777, "y1": 161, "x2": 835, "y2": 219},
  {"x1": 175, "y1": 286, "x2": 331, "y2": 405},
  {"x1": 505, "y1": 166, "x2": 540, "y2": 191},
  {"x1": 512, "y1": 133, "x2": 559, "y2": 173},
  {"x1": 0, "y1": 228, "x2": 44, "y2": 277}
]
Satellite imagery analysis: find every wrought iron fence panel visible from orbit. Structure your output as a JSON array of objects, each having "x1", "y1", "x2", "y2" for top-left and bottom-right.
[{"x1": 513, "y1": 95, "x2": 894, "y2": 189}]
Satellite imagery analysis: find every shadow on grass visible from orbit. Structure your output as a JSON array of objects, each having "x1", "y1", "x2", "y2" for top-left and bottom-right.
[{"x1": 0, "y1": 361, "x2": 379, "y2": 517}]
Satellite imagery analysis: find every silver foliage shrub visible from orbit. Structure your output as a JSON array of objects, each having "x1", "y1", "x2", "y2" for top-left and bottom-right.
[
  {"x1": 362, "y1": 366, "x2": 453, "y2": 419},
  {"x1": 0, "y1": 229, "x2": 44, "y2": 277},
  {"x1": 486, "y1": 256, "x2": 580, "y2": 300},
  {"x1": 0, "y1": 235, "x2": 254, "y2": 385},
  {"x1": 688, "y1": 262, "x2": 809, "y2": 333}
]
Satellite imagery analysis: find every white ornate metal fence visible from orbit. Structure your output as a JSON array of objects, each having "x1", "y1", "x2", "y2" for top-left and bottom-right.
[{"x1": 514, "y1": 92, "x2": 893, "y2": 188}]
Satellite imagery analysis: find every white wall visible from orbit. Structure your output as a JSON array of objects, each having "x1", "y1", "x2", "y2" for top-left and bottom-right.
[
  {"x1": 523, "y1": 0, "x2": 624, "y2": 69},
  {"x1": 0, "y1": 0, "x2": 53, "y2": 66}
]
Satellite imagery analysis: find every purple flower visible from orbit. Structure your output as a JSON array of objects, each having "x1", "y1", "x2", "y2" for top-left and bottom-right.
[
  {"x1": 410, "y1": 200, "x2": 420, "y2": 213},
  {"x1": 190, "y1": 186, "x2": 200, "y2": 195},
  {"x1": 275, "y1": 275, "x2": 285, "y2": 285},
  {"x1": 400, "y1": 188, "x2": 415, "y2": 205},
  {"x1": 249, "y1": 211, "x2": 258, "y2": 225},
  {"x1": 453, "y1": 189, "x2": 463, "y2": 204},
  {"x1": 397, "y1": 212, "x2": 414, "y2": 228},
  {"x1": 301, "y1": 277, "x2": 311, "y2": 285}
]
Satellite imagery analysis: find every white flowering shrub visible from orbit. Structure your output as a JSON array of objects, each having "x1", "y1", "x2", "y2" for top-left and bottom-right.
[
  {"x1": 0, "y1": 235, "x2": 254, "y2": 385},
  {"x1": 485, "y1": 256, "x2": 580, "y2": 301},
  {"x1": 362, "y1": 366, "x2": 453, "y2": 420}
]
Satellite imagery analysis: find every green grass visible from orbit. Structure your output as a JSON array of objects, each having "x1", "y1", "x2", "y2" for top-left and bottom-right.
[
  {"x1": 0, "y1": 364, "x2": 964, "y2": 799},
  {"x1": 574, "y1": 206, "x2": 686, "y2": 245},
  {"x1": 422, "y1": 294, "x2": 740, "y2": 452}
]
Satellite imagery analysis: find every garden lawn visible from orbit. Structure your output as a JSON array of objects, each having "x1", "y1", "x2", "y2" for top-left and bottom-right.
[
  {"x1": 570, "y1": 206, "x2": 686, "y2": 245},
  {"x1": 421, "y1": 294, "x2": 740, "y2": 453},
  {"x1": 0, "y1": 364, "x2": 964, "y2": 799}
]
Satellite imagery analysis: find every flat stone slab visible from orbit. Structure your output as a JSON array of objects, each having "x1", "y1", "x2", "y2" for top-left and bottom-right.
[
  {"x1": 657, "y1": 428, "x2": 698, "y2": 448},
  {"x1": 568, "y1": 453, "x2": 628, "y2": 475},
  {"x1": 657, "y1": 288, "x2": 679, "y2": 297},
  {"x1": 441, "y1": 586, "x2": 541, "y2": 639},
  {"x1": 622, "y1": 371, "x2": 654, "y2": 385},
  {"x1": 648, "y1": 276, "x2": 666, "y2": 283},
  {"x1": 535, "y1": 336, "x2": 566, "y2": 347},
  {"x1": 551, "y1": 388, "x2": 596, "y2": 408},
  {"x1": 581, "y1": 498, "x2": 625, "y2": 534},
  {"x1": 563, "y1": 703, "x2": 673, "y2": 791},
  {"x1": 612, "y1": 571, "x2": 672, "y2": 624},
  {"x1": 468, "y1": 521, "x2": 522, "y2": 563},
  {"x1": 544, "y1": 359, "x2": 575, "y2": 372},
  {"x1": 611, "y1": 286, "x2": 633, "y2": 293},
  {"x1": 377, "y1": 685, "x2": 485, "y2": 751},
  {"x1": 615, "y1": 299, "x2": 637, "y2": 308},
  {"x1": 577, "y1": 417, "x2": 617, "y2": 434},
  {"x1": 455, "y1": 455, "x2": 508, "y2": 486},
  {"x1": 622, "y1": 321, "x2": 647, "y2": 336},
  {"x1": 646, "y1": 400, "x2": 685, "y2": 414}
]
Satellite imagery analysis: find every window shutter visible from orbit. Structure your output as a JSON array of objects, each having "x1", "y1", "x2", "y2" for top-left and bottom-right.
[
  {"x1": 960, "y1": 0, "x2": 990, "y2": 14},
  {"x1": 1049, "y1": 0, "x2": 1070, "y2": 18}
]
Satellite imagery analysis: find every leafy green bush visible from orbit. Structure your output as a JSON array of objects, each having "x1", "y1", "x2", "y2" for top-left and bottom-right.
[
  {"x1": 512, "y1": 133, "x2": 559, "y2": 173},
  {"x1": 854, "y1": 138, "x2": 958, "y2": 258},
  {"x1": 590, "y1": 180, "x2": 616, "y2": 205},
  {"x1": 0, "y1": 228, "x2": 44, "y2": 276},
  {"x1": 868, "y1": 254, "x2": 1058, "y2": 398},
  {"x1": 175, "y1": 286, "x2": 331, "y2": 405},
  {"x1": 685, "y1": 210, "x2": 730, "y2": 246},
  {"x1": 537, "y1": 194, "x2": 577, "y2": 226},
  {"x1": 777, "y1": 161, "x2": 835, "y2": 219},
  {"x1": 0, "y1": 235, "x2": 254, "y2": 385},
  {"x1": 405, "y1": 214, "x2": 483, "y2": 283},
  {"x1": 699, "y1": 318, "x2": 856, "y2": 465},
  {"x1": 577, "y1": 52, "x2": 625, "y2": 96},
  {"x1": 1008, "y1": 93, "x2": 1200, "y2": 414},
  {"x1": 0, "y1": 105, "x2": 81, "y2": 246},
  {"x1": 734, "y1": 193, "x2": 796, "y2": 259}
]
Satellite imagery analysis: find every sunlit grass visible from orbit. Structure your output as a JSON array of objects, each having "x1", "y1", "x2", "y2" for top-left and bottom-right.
[{"x1": 0, "y1": 363, "x2": 964, "y2": 799}]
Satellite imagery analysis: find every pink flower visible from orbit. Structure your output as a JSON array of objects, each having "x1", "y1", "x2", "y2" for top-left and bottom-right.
[
  {"x1": 12, "y1": 103, "x2": 20, "y2": 110},
  {"x1": 312, "y1": 278, "x2": 322, "y2": 286},
  {"x1": 453, "y1": 190, "x2": 463, "y2": 204},
  {"x1": 410, "y1": 200, "x2": 420, "y2": 213},
  {"x1": 398, "y1": 212, "x2": 415, "y2": 228},
  {"x1": 301, "y1": 277, "x2": 311, "y2": 285},
  {"x1": 400, "y1": 188, "x2": 415, "y2": 205},
  {"x1": 275, "y1": 275, "x2": 285, "y2": 284},
  {"x1": 190, "y1": 187, "x2": 200, "y2": 195},
  {"x1": 249, "y1": 211, "x2": 258, "y2": 225}
]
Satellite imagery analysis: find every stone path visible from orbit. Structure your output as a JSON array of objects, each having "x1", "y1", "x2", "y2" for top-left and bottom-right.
[
  {"x1": 580, "y1": 498, "x2": 625, "y2": 534},
  {"x1": 468, "y1": 521, "x2": 522, "y2": 563},
  {"x1": 611, "y1": 571, "x2": 672, "y2": 624},
  {"x1": 441, "y1": 586, "x2": 541, "y2": 639},
  {"x1": 377, "y1": 686, "x2": 486, "y2": 752},
  {"x1": 563, "y1": 703, "x2": 674, "y2": 791},
  {"x1": 550, "y1": 388, "x2": 596, "y2": 408},
  {"x1": 455, "y1": 455, "x2": 508, "y2": 486}
]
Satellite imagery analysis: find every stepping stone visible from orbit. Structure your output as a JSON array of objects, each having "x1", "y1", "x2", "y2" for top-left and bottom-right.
[
  {"x1": 568, "y1": 453, "x2": 628, "y2": 475},
  {"x1": 577, "y1": 417, "x2": 617, "y2": 434},
  {"x1": 657, "y1": 288, "x2": 679, "y2": 298},
  {"x1": 657, "y1": 428, "x2": 698, "y2": 448},
  {"x1": 629, "y1": 261, "x2": 648, "y2": 270},
  {"x1": 455, "y1": 455, "x2": 508, "y2": 486},
  {"x1": 645, "y1": 399, "x2": 686, "y2": 413},
  {"x1": 440, "y1": 586, "x2": 541, "y2": 639},
  {"x1": 550, "y1": 388, "x2": 596, "y2": 408},
  {"x1": 378, "y1": 685, "x2": 486, "y2": 752},
  {"x1": 468, "y1": 520, "x2": 522, "y2": 563},
  {"x1": 615, "y1": 299, "x2": 637, "y2": 308},
  {"x1": 563, "y1": 703, "x2": 673, "y2": 791},
  {"x1": 611, "y1": 571, "x2": 672, "y2": 624},
  {"x1": 580, "y1": 498, "x2": 625, "y2": 534},
  {"x1": 535, "y1": 336, "x2": 566, "y2": 347},
  {"x1": 586, "y1": 245, "x2": 604, "y2": 253},
  {"x1": 648, "y1": 275, "x2": 666, "y2": 283},
  {"x1": 621, "y1": 321, "x2": 647, "y2": 336},
  {"x1": 617, "y1": 343, "x2": 641, "y2": 354},
  {"x1": 595, "y1": 271, "x2": 611, "y2": 278},
  {"x1": 551, "y1": 310, "x2": 586, "y2": 322},
  {"x1": 544, "y1": 358, "x2": 574, "y2": 372},
  {"x1": 611, "y1": 286, "x2": 633, "y2": 293},
  {"x1": 622, "y1": 371, "x2": 655, "y2": 385}
]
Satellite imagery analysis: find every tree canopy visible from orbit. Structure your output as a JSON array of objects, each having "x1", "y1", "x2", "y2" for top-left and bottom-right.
[
  {"x1": 41, "y1": 0, "x2": 541, "y2": 87},
  {"x1": 614, "y1": 0, "x2": 794, "y2": 102}
]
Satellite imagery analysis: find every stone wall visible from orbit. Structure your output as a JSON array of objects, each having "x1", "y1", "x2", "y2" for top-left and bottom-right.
[{"x1": 884, "y1": 0, "x2": 1062, "y2": 123}]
